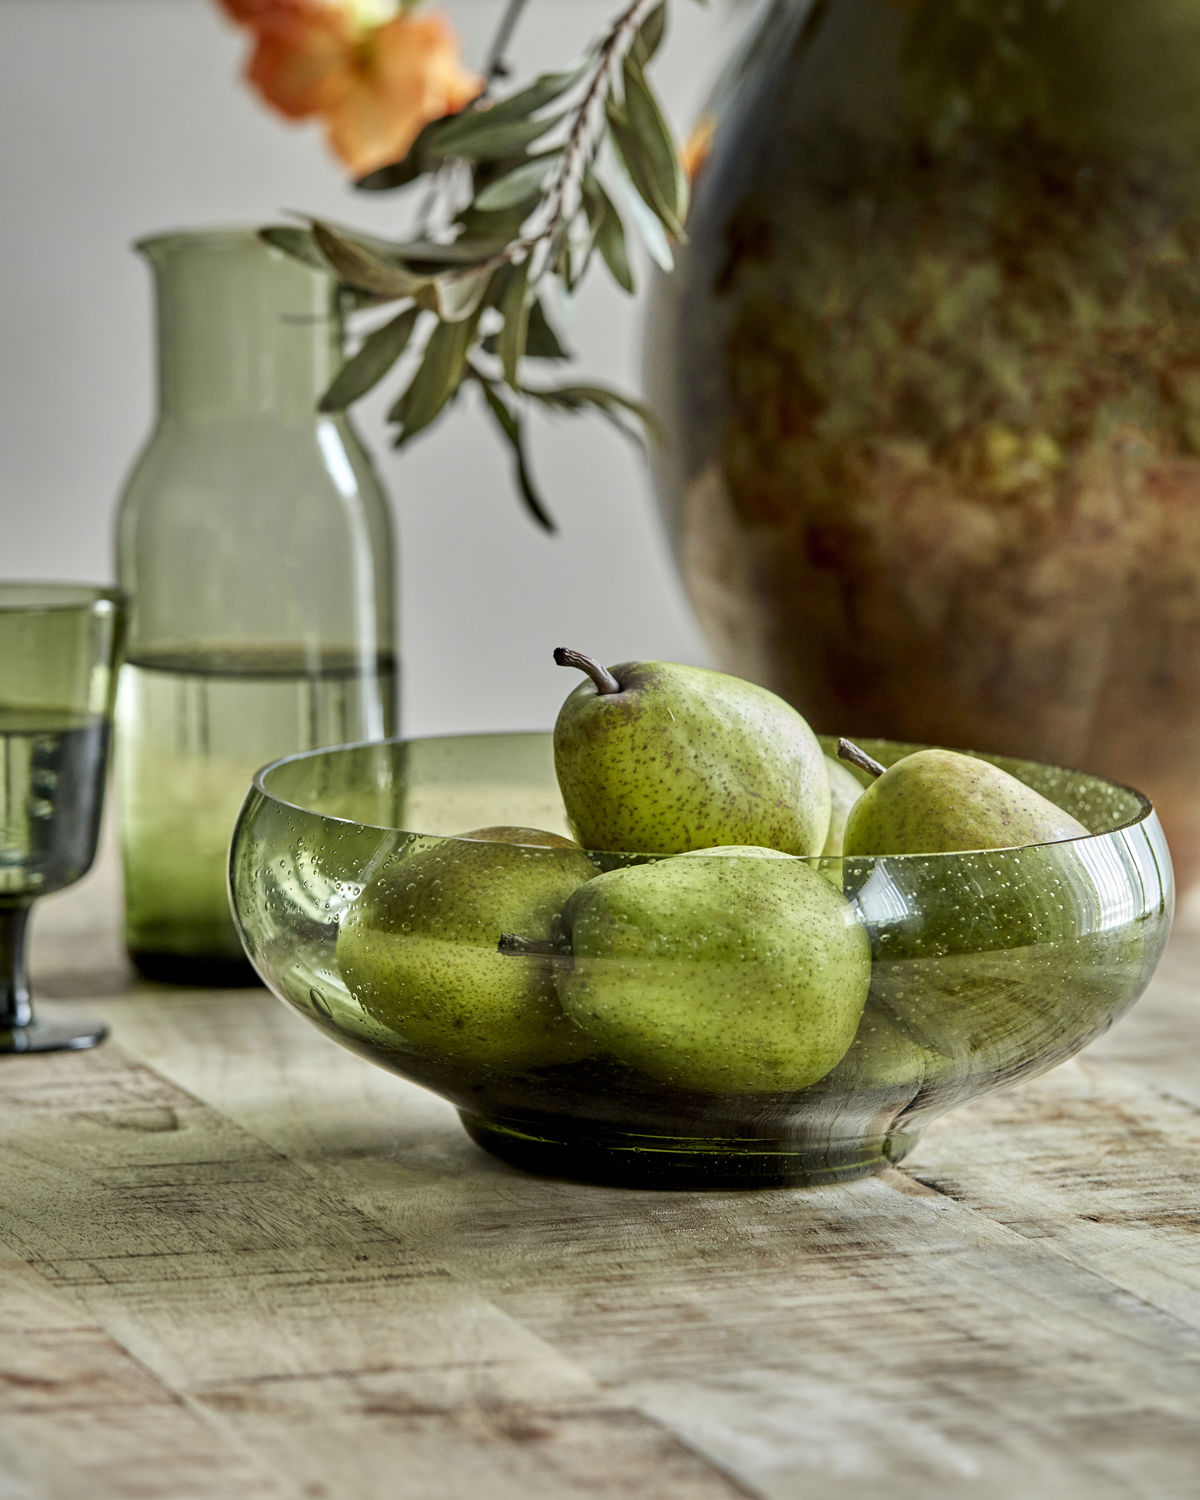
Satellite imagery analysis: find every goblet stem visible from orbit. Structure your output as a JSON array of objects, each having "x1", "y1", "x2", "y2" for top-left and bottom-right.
[
  {"x1": 0, "y1": 899, "x2": 106, "y2": 1053},
  {"x1": 0, "y1": 903, "x2": 33, "y2": 1031}
]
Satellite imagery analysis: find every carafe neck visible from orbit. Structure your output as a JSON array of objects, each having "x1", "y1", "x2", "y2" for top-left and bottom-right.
[{"x1": 139, "y1": 228, "x2": 345, "y2": 425}]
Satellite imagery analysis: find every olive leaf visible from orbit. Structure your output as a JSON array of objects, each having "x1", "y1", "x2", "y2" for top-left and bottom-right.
[
  {"x1": 481, "y1": 297, "x2": 570, "y2": 361},
  {"x1": 259, "y1": 225, "x2": 327, "y2": 272},
  {"x1": 455, "y1": 201, "x2": 541, "y2": 248},
  {"x1": 552, "y1": 232, "x2": 576, "y2": 292},
  {"x1": 438, "y1": 113, "x2": 569, "y2": 162},
  {"x1": 496, "y1": 257, "x2": 533, "y2": 386},
  {"x1": 583, "y1": 173, "x2": 635, "y2": 293},
  {"x1": 476, "y1": 158, "x2": 557, "y2": 212},
  {"x1": 258, "y1": 226, "x2": 409, "y2": 309},
  {"x1": 310, "y1": 220, "x2": 433, "y2": 298},
  {"x1": 523, "y1": 380, "x2": 659, "y2": 444},
  {"x1": 610, "y1": 63, "x2": 688, "y2": 238},
  {"x1": 528, "y1": 298, "x2": 571, "y2": 359},
  {"x1": 432, "y1": 66, "x2": 587, "y2": 162},
  {"x1": 429, "y1": 65, "x2": 586, "y2": 155},
  {"x1": 319, "y1": 306, "x2": 422, "y2": 412},
  {"x1": 391, "y1": 311, "x2": 481, "y2": 443},
  {"x1": 609, "y1": 160, "x2": 675, "y2": 271},
  {"x1": 477, "y1": 377, "x2": 556, "y2": 532},
  {"x1": 390, "y1": 236, "x2": 514, "y2": 269},
  {"x1": 434, "y1": 262, "x2": 498, "y2": 322},
  {"x1": 570, "y1": 223, "x2": 598, "y2": 290},
  {"x1": 631, "y1": 3, "x2": 668, "y2": 67},
  {"x1": 467, "y1": 65, "x2": 588, "y2": 127}
]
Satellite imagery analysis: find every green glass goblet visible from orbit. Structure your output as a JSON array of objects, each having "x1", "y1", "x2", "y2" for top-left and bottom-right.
[{"x1": 0, "y1": 584, "x2": 125, "y2": 1052}]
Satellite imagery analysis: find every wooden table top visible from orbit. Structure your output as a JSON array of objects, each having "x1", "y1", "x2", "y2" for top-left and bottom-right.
[{"x1": 3, "y1": 849, "x2": 1200, "y2": 1500}]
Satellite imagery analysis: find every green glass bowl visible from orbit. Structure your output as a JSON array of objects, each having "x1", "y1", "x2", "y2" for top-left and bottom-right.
[{"x1": 228, "y1": 733, "x2": 1173, "y2": 1189}]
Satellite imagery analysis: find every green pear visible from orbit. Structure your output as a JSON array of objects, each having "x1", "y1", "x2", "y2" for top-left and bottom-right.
[
  {"x1": 838, "y1": 736, "x2": 1093, "y2": 960},
  {"x1": 839, "y1": 741, "x2": 1089, "y2": 857},
  {"x1": 813, "y1": 1004, "x2": 931, "y2": 1099},
  {"x1": 834, "y1": 740, "x2": 1147, "y2": 1108},
  {"x1": 796, "y1": 1004, "x2": 935, "y2": 1163},
  {"x1": 557, "y1": 846, "x2": 870, "y2": 1094},
  {"x1": 552, "y1": 649, "x2": 831, "y2": 856},
  {"x1": 822, "y1": 753, "x2": 867, "y2": 856},
  {"x1": 337, "y1": 826, "x2": 595, "y2": 1073},
  {"x1": 846, "y1": 840, "x2": 1163, "y2": 1115}
]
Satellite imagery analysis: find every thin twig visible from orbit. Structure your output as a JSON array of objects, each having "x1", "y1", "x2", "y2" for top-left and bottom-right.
[
  {"x1": 416, "y1": 0, "x2": 534, "y2": 234},
  {"x1": 516, "y1": 0, "x2": 660, "y2": 253},
  {"x1": 483, "y1": 0, "x2": 535, "y2": 87},
  {"x1": 450, "y1": 0, "x2": 661, "y2": 281}
]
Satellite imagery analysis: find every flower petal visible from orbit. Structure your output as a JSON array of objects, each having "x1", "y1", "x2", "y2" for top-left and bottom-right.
[
  {"x1": 244, "y1": 11, "x2": 354, "y2": 118},
  {"x1": 372, "y1": 12, "x2": 483, "y2": 112},
  {"x1": 324, "y1": 11, "x2": 482, "y2": 176}
]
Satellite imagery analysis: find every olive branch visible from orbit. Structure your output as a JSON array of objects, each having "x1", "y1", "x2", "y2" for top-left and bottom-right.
[{"x1": 262, "y1": 0, "x2": 699, "y2": 530}]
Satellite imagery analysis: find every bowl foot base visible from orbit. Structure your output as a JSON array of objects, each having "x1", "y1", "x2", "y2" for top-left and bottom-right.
[{"x1": 460, "y1": 1113, "x2": 921, "y2": 1190}]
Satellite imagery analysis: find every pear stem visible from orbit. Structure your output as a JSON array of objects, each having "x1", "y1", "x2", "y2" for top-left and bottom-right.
[
  {"x1": 553, "y1": 647, "x2": 621, "y2": 695},
  {"x1": 837, "y1": 738, "x2": 888, "y2": 781}
]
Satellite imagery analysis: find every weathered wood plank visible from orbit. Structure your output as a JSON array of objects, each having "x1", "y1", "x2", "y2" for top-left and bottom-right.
[
  {"x1": 340, "y1": 1160, "x2": 1200, "y2": 1499},
  {"x1": 0, "y1": 1251, "x2": 290, "y2": 1500},
  {"x1": 95, "y1": 985, "x2": 1200, "y2": 1500},
  {"x1": 192, "y1": 1378, "x2": 757, "y2": 1500},
  {"x1": 907, "y1": 1057, "x2": 1200, "y2": 1319},
  {"x1": 0, "y1": 1043, "x2": 747, "y2": 1500},
  {"x1": 1087, "y1": 933, "x2": 1200, "y2": 1110}
]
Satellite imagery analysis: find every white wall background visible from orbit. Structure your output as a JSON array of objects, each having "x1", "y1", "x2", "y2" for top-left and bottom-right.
[{"x1": 0, "y1": 0, "x2": 739, "y2": 736}]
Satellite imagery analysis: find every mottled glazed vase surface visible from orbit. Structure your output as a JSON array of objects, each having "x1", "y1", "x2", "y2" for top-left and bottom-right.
[{"x1": 648, "y1": 0, "x2": 1200, "y2": 884}]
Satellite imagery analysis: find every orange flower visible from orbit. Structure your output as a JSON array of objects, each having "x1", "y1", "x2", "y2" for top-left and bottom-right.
[{"x1": 220, "y1": 1, "x2": 483, "y2": 178}]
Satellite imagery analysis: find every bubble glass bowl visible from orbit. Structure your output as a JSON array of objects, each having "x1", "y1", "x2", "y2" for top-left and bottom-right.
[{"x1": 229, "y1": 733, "x2": 1173, "y2": 1189}]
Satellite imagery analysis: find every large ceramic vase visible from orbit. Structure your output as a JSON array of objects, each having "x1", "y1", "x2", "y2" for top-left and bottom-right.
[{"x1": 648, "y1": 0, "x2": 1200, "y2": 885}]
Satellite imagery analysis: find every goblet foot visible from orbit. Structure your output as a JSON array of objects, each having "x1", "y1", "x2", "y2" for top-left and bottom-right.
[
  {"x1": 0, "y1": 1017, "x2": 108, "y2": 1053},
  {"x1": 460, "y1": 1112, "x2": 922, "y2": 1190}
]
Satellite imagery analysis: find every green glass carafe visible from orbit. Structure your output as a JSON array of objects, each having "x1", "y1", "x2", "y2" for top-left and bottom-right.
[{"x1": 115, "y1": 228, "x2": 398, "y2": 984}]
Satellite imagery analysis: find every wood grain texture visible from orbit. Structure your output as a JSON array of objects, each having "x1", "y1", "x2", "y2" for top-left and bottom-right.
[{"x1": 4, "y1": 849, "x2": 1200, "y2": 1498}]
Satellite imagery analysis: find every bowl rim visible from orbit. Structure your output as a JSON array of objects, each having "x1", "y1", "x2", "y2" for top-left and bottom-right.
[{"x1": 245, "y1": 730, "x2": 1160, "y2": 860}]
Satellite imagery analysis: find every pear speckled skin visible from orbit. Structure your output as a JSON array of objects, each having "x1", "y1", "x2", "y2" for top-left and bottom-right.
[
  {"x1": 337, "y1": 826, "x2": 596, "y2": 1073},
  {"x1": 850, "y1": 842, "x2": 1162, "y2": 1119},
  {"x1": 841, "y1": 750, "x2": 1110, "y2": 1110},
  {"x1": 557, "y1": 848, "x2": 870, "y2": 1094},
  {"x1": 805, "y1": 1004, "x2": 933, "y2": 1120},
  {"x1": 553, "y1": 659, "x2": 831, "y2": 856},
  {"x1": 843, "y1": 748, "x2": 1089, "y2": 857}
]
